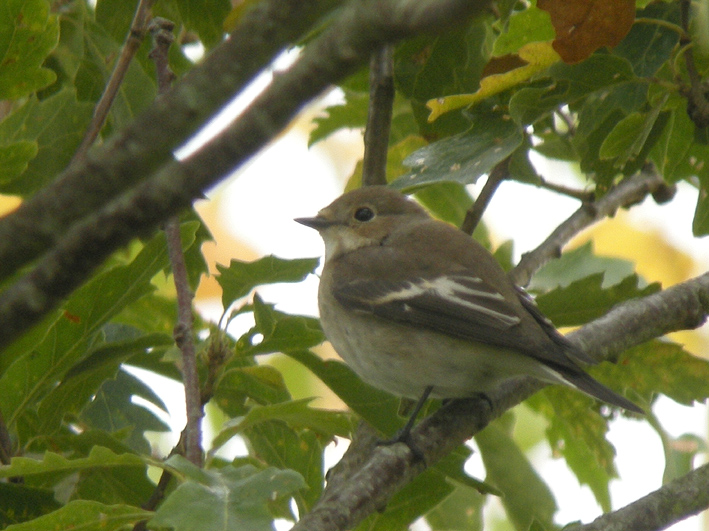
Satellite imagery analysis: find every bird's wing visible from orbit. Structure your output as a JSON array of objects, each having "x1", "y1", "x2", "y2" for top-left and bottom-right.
[{"x1": 332, "y1": 272, "x2": 528, "y2": 346}]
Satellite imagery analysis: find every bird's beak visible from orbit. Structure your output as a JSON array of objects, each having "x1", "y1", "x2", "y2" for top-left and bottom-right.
[{"x1": 295, "y1": 215, "x2": 336, "y2": 231}]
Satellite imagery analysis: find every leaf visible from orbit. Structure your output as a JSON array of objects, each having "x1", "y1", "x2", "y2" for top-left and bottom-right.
[
  {"x1": 538, "y1": 0, "x2": 635, "y2": 64},
  {"x1": 309, "y1": 90, "x2": 369, "y2": 147},
  {"x1": 528, "y1": 242, "x2": 636, "y2": 292},
  {"x1": 493, "y1": 6, "x2": 556, "y2": 56},
  {"x1": 174, "y1": 0, "x2": 231, "y2": 49},
  {"x1": 237, "y1": 295, "x2": 325, "y2": 356},
  {"x1": 476, "y1": 418, "x2": 557, "y2": 530},
  {"x1": 534, "y1": 273, "x2": 660, "y2": 327},
  {"x1": 0, "y1": 222, "x2": 198, "y2": 435},
  {"x1": 509, "y1": 54, "x2": 635, "y2": 125},
  {"x1": 598, "y1": 94, "x2": 668, "y2": 168},
  {"x1": 424, "y1": 484, "x2": 484, "y2": 531},
  {"x1": 212, "y1": 397, "x2": 354, "y2": 451},
  {"x1": 216, "y1": 255, "x2": 319, "y2": 309},
  {"x1": 0, "y1": 141, "x2": 38, "y2": 184},
  {"x1": 612, "y1": 2, "x2": 680, "y2": 78},
  {"x1": 527, "y1": 387, "x2": 617, "y2": 511},
  {"x1": 241, "y1": 422, "x2": 324, "y2": 514},
  {"x1": 0, "y1": 0, "x2": 59, "y2": 99},
  {"x1": 0, "y1": 89, "x2": 94, "y2": 195},
  {"x1": 214, "y1": 365, "x2": 290, "y2": 417},
  {"x1": 4, "y1": 501, "x2": 151, "y2": 531},
  {"x1": 80, "y1": 369, "x2": 171, "y2": 454},
  {"x1": 152, "y1": 459, "x2": 305, "y2": 531},
  {"x1": 0, "y1": 482, "x2": 61, "y2": 527},
  {"x1": 392, "y1": 110, "x2": 523, "y2": 191},
  {"x1": 36, "y1": 328, "x2": 172, "y2": 435},
  {"x1": 356, "y1": 468, "x2": 453, "y2": 531},
  {"x1": 426, "y1": 42, "x2": 560, "y2": 121},
  {"x1": 0, "y1": 446, "x2": 147, "y2": 479},
  {"x1": 285, "y1": 349, "x2": 403, "y2": 437},
  {"x1": 592, "y1": 341, "x2": 709, "y2": 407}
]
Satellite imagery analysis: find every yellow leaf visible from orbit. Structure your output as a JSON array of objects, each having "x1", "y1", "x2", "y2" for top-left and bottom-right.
[{"x1": 426, "y1": 41, "x2": 560, "y2": 122}]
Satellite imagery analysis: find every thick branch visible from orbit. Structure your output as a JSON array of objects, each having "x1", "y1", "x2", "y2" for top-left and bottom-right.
[
  {"x1": 0, "y1": 0, "x2": 339, "y2": 283},
  {"x1": 362, "y1": 45, "x2": 395, "y2": 186},
  {"x1": 0, "y1": 0, "x2": 492, "y2": 351},
  {"x1": 510, "y1": 169, "x2": 675, "y2": 287},
  {"x1": 294, "y1": 271, "x2": 709, "y2": 531}
]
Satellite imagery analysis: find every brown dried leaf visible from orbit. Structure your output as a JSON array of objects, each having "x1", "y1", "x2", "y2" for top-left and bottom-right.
[{"x1": 538, "y1": 0, "x2": 635, "y2": 64}]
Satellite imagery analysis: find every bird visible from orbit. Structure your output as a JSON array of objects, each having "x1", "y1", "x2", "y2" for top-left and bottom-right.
[{"x1": 295, "y1": 186, "x2": 643, "y2": 438}]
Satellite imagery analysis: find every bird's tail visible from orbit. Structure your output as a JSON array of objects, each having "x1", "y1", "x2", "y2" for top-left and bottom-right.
[{"x1": 561, "y1": 369, "x2": 644, "y2": 414}]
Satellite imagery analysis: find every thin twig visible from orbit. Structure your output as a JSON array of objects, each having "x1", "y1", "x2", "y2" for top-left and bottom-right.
[
  {"x1": 537, "y1": 176, "x2": 594, "y2": 201},
  {"x1": 510, "y1": 168, "x2": 675, "y2": 287},
  {"x1": 149, "y1": 18, "x2": 203, "y2": 467},
  {"x1": 73, "y1": 0, "x2": 157, "y2": 161},
  {"x1": 460, "y1": 158, "x2": 509, "y2": 235},
  {"x1": 362, "y1": 45, "x2": 395, "y2": 186}
]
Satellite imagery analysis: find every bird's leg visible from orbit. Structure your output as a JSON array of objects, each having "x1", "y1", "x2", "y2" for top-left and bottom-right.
[{"x1": 378, "y1": 385, "x2": 434, "y2": 462}]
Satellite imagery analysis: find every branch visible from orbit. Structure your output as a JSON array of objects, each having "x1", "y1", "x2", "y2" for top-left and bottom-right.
[
  {"x1": 293, "y1": 271, "x2": 709, "y2": 531},
  {"x1": 72, "y1": 0, "x2": 156, "y2": 160},
  {"x1": 0, "y1": 0, "x2": 340, "y2": 283},
  {"x1": 460, "y1": 158, "x2": 509, "y2": 235},
  {"x1": 0, "y1": 0, "x2": 493, "y2": 351},
  {"x1": 510, "y1": 168, "x2": 676, "y2": 287},
  {"x1": 569, "y1": 462, "x2": 709, "y2": 531},
  {"x1": 362, "y1": 45, "x2": 395, "y2": 186},
  {"x1": 149, "y1": 17, "x2": 203, "y2": 468}
]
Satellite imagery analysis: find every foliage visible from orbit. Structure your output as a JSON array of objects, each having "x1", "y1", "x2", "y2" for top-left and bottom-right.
[{"x1": 0, "y1": 0, "x2": 708, "y2": 530}]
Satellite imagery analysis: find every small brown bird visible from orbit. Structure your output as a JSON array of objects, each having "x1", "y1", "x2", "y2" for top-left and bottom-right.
[{"x1": 296, "y1": 186, "x2": 642, "y2": 421}]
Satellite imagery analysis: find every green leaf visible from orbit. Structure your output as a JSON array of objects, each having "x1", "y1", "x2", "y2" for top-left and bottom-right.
[
  {"x1": 356, "y1": 468, "x2": 453, "y2": 531},
  {"x1": 413, "y1": 181, "x2": 474, "y2": 228},
  {"x1": 392, "y1": 110, "x2": 523, "y2": 191},
  {"x1": 509, "y1": 54, "x2": 635, "y2": 125},
  {"x1": 612, "y1": 2, "x2": 680, "y2": 78},
  {"x1": 0, "y1": 446, "x2": 147, "y2": 479},
  {"x1": 174, "y1": 0, "x2": 231, "y2": 49},
  {"x1": 241, "y1": 422, "x2": 323, "y2": 514},
  {"x1": 310, "y1": 90, "x2": 369, "y2": 147},
  {"x1": 0, "y1": 222, "x2": 198, "y2": 434},
  {"x1": 153, "y1": 459, "x2": 305, "y2": 531},
  {"x1": 0, "y1": 141, "x2": 38, "y2": 184},
  {"x1": 36, "y1": 327, "x2": 172, "y2": 435},
  {"x1": 4, "y1": 501, "x2": 151, "y2": 531},
  {"x1": 237, "y1": 296, "x2": 325, "y2": 356},
  {"x1": 214, "y1": 365, "x2": 290, "y2": 416},
  {"x1": 527, "y1": 389, "x2": 616, "y2": 511},
  {"x1": 285, "y1": 349, "x2": 403, "y2": 437},
  {"x1": 0, "y1": 89, "x2": 94, "y2": 194},
  {"x1": 80, "y1": 369, "x2": 171, "y2": 453},
  {"x1": 212, "y1": 397, "x2": 354, "y2": 451},
  {"x1": 529, "y1": 242, "x2": 636, "y2": 292},
  {"x1": 216, "y1": 255, "x2": 319, "y2": 310},
  {"x1": 424, "y1": 483, "x2": 484, "y2": 531},
  {"x1": 476, "y1": 418, "x2": 557, "y2": 530},
  {"x1": 435, "y1": 445, "x2": 501, "y2": 495},
  {"x1": 535, "y1": 273, "x2": 660, "y2": 327},
  {"x1": 493, "y1": 6, "x2": 555, "y2": 56},
  {"x1": 0, "y1": 0, "x2": 59, "y2": 99},
  {"x1": 592, "y1": 341, "x2": 709, "y2": 407},
  {"x1": 0, "y1": 482, "x2": 61, "y2": 527}
]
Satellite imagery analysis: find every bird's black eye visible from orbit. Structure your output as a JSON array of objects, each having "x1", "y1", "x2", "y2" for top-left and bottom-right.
[{"x1": 354, "y1": 207, "x2": 375, "y2": 222}]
